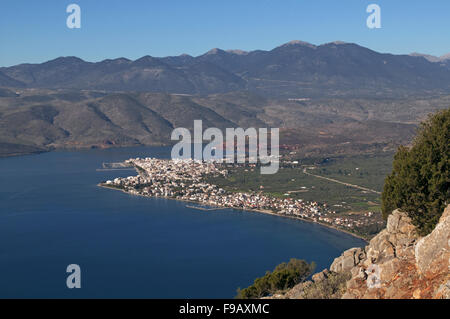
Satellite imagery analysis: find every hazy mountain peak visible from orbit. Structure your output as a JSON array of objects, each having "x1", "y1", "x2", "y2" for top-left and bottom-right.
[
  {"x1": 440, "y1": 53, "x2": 450, "y2": 61},
  {"x1": 43, "y1": 56, "x2": 86, "y2": 65},
  {"x1": 131, "y1": 55, "x2": 167, "y2": 68},
  {"x1": 225, "y1": 49, "x2": 248, "y2": 55},
  {"x1": 133, "y1": 55, "x2": 161, "y2": 64},
  {"x1": 134, "y1": 55, "x2": 155, "y2": 61},
  {"x1": 410, "y1": 53, "x2": 441, "y2": 63},
  {"x1": 205, "y1": 48, "x2": 226, "y2": 55},
  {"x1": 410, "y1": 52, "x2": 450, "y2": 63},
  {"x1": 100, "y1": 57, "x2": 131, "y2": 64},
  {"x1": 278, "y1": 40, "x2": 316, "y2": 48},
  {"x1": 322, "y1": 41, "x2": 349, "y2": 46}
]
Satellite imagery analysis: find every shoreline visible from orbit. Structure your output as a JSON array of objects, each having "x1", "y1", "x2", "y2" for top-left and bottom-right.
[
  {"x1": 0, "y1": 143, "x2": 173, "y2": 159},
  {"x1": 0, "y1": 149, "x2": 49, "y2": 159},
  {"x1": 98, "y1": 183, "x2": 368, "y2": 242}
]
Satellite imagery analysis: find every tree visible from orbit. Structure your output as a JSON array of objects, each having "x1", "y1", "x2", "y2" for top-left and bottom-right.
[
  {"x1": 381, "y1": 108, "x2": 449, "y2": 235},
  {"x1": 235, "y1": 258, "x2": 315, "y2": 299}
]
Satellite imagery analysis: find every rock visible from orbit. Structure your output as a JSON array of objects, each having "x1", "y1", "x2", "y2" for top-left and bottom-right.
[
  {"x1": 386, "y1": 210, "x2": 402, "y2": 233},
  {"x1": 330, "y1": 247, "x2": 365, "y2": 273},
  {"x1": 277, "y1": 205, "x2": 450, "y2": 299},
  {"x1": 283, "y1": 280, "x2": 313, "y2": 299},
  {"x1": 365, "y1": 211, "x2": 418, "y2": 265},
  {"x1": 434, "y1": 280, "x2": 450, "y2": 299},
  {"x1": 387, "y1": 209, "x2": 417, "y2": 237},
  {"x1": 341, "y1": 205, "x2": 449, "y2": 299},
  {"x1": 346, "y1": 277, "x2": 361, "y2": 290},
  {"x1": 341, "y1": 255, "x2": 355, "y2": 271},
  {"x1": 415, "y1": 205, "x2": 450, "y2": 275},
  {"x1": 351, "y1": 266, "x2": 367, "y2": 280},
  {"x1": 379, "y1": 258, "x2": 402, "y2": 282},
  {"x1": 413, "y1": 288, "x2": 422, "y2": 299},
  {"x1": 350, "y1": 266, "x2": 359, "y2": 277},
  {"x1": 312, "y1": 269, "x2": 329, "y2": 283},
  {"x1": 330, "y1": 256, "x2": 343, "y2": 273},
  {"x1": 341, "y1": 291, "x2": 355, "y2": 299},
  {"x1": 365, "y1": 230, "x2": 395, "y2": 263}
]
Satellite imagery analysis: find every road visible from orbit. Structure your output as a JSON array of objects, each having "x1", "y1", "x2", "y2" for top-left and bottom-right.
[{"x1": 302, "y1": 168, "x2": 381, "y2": 195}]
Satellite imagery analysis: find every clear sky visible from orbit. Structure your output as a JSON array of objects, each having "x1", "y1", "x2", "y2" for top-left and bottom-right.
[{"x1": 1, "y1": 0, "x2": 449, "y2": 66}]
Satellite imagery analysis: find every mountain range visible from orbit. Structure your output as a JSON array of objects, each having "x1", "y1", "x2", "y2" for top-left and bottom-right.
[
  {"x1": 410, "y1": 52, "x2": 450, "y2": 63},
  {"x1": 1, "y1": 40, "x2": 450, "y2": 157},
  {"x1": 2, "y1": 41, "x2": 450, "y2": 98}
]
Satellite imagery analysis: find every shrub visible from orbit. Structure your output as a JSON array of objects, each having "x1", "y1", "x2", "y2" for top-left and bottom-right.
[
  {"x1": 381, "y1": 108, "x2": 449, "y2": 235},
  {"x1": 235, "y1": 258, "x2": 315, "y2": 299},
  {"x1": 302, "y1": 271, "x2": 351, "y2": 299}
]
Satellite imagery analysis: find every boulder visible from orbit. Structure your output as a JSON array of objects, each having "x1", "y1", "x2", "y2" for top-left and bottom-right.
[
  {"x1": 387, "y1": 209, "x2": 416, "y2": 237},
  {"x1": 415, "y1": 205, "x2": 450, "y2": 275},
  {"x1": 350, "y1": 266, "x2": 367, "y2": 280},
  {"x1": 379, "y1": 258, "x2": 402, "y2": 282},
  {"x1": 312, "y1": 269, "x2": 329, "y2": 283},
  {"x1": 330, "y1": 247, "x2": 365, "y2": 273},
  {"x1": 365, "y1": 230, "x2": 395, "y2": 263},
  {"x1": 365, "y1": 211, "x2": 418, "y2": 265}
]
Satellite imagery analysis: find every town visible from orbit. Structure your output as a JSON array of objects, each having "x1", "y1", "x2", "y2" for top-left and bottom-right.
[{"x1": 100, "y1": 157, "x2": 383, "y2": 238}]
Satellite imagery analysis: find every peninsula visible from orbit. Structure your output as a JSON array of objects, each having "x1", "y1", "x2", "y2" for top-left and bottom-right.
[{"x1": 99, "y1": 157, "x2": 383, "y2": 239}]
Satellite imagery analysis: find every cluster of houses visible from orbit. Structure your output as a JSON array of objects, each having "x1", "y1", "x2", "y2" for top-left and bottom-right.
[{"x1": 102, "y1": 157, "x2": 380, "y2": 232}]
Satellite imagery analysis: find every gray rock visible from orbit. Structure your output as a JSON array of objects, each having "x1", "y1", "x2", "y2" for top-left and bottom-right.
[
  {"x1": 350, "y1": 266, "x2": 367, "y2": 280},
  {"x1": 312, "y1": 269, "x2": 329, "y2": 283},
  {"x1": 435, "y1": 280, "x2": 450, "y2": 299},
  {"x1": 331, "y1": 247, "x2": 365, "y2": 273},
  {"x1": 387, "y1": 209, "x2": 417, "y2": 237},
  {"x1": 415, "y1": 205, "x2": 450, "y2": 274}
]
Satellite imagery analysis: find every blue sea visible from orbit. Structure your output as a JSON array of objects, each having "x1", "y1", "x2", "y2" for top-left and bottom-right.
[{"x1": 0, "y1": 147, "x2": 365, "y2": 298}]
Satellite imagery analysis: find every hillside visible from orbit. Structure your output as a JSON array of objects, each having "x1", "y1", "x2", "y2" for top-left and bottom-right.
[
  {"x1": 2, "y1": 41, "x2": 450, "y2": 157},
  {"x1": 268, "y1": 205, "x2": 450, "y2": 299},
  {"x1": 1, "y1": 88, "x2": 449, "y2": 157}
]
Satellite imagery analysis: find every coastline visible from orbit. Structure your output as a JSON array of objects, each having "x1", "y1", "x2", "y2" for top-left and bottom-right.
[
  {"x1": 0, "y1": 147, "x2": 49, "y2": 158},
  {"x1": 0, "y1": 143, "x2": 172, "y2": 159},
  {"x1": 98, "y1": 183, "x2": 368, "y2": 242}
]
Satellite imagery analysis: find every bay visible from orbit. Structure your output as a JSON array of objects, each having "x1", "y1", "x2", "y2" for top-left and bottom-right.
[{"x1": 0, "y1": 146, "x2": 365, "y2": 298}]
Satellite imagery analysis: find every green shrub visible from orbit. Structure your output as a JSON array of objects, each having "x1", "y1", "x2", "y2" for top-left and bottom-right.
[
  {"x1": 381, "y1": 108, "x2": 449, "y2": 235},
  {"x1": 302, "y1": 271, "x2": 351, "y2": 299},
  {"x1": 235, "y1": 258, "x2": 315, "y2": 299}
]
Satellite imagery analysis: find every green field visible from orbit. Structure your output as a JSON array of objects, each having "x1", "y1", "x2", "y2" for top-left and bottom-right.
[
  {"x1": 311, "y1": 153, "x2": 394, "y2": 192},
  {"x1": 206, "y1": 153, "x2": 394, "y2": 213}
]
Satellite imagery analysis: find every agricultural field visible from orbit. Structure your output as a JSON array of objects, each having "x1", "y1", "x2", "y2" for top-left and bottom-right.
[{"x1": 207, "y1": 152, "x2": 394, "y2": 214}]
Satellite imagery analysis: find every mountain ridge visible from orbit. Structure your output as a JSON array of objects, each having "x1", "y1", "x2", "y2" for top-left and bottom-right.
[
  {"x1": 1, "y1": 87, "x2": 449, "y2": 157},
  {"x1": 2, "y1": 40, "x2": 450, "y2": 98},
  {"x1": 410, "y1": 52, "x2": 450, "y2": 62}
]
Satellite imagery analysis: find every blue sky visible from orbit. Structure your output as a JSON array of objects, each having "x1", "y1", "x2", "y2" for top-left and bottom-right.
[{"x1": 1, "y1": 0, "x2": 449, "y2": 66}]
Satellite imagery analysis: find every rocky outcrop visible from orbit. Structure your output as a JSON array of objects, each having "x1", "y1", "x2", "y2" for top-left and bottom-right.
[
  {"x1": 341, "y1": 206, "x2": 449, "y2": 299},
  {"x1": 273, "y1": 205, "x2": 450, "y2": 299},
  {"x1": 312, "y1": 269, "x2": 330, "y2": 283},
  {"x1": 415, "y1": 207, "x2": 450, "y2": 274},
  {"x1": 330, "y1": 247, "x2": 365, "y2": 273},
  {"x1": 276, "y1": 270, "x2": 350, "y2": 299}
]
